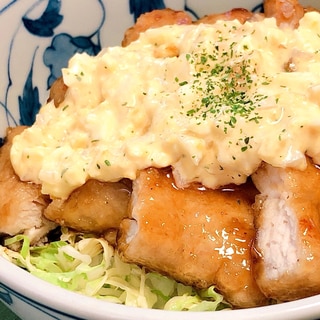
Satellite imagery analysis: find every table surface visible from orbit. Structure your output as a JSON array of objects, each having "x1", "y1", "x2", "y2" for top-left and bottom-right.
[{"x1": 0, "y1": 301, "x2": 21, "y2": 320}]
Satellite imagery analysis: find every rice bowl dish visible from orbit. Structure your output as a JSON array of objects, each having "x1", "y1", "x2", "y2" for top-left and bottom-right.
[{"x1": 2, "y1": 0, "x2": 320, "y2": 319}]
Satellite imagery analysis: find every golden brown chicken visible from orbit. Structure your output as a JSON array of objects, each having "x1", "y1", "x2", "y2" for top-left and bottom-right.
[
  {"x1": 252, "y1": 158, "x2": 320, "y2": 302},
  {"x1": 118, "y1": 167, "x2": 268, "y2": 308},
  {"x1": 0, "y1": 126, "x2": 56, "y2": 244},
  {"x1": 122, "y1": 8, "x2": 193, "y2": 47},
  {"x1": 44, "y1": 179, "x2": 131, "y2": 233}
]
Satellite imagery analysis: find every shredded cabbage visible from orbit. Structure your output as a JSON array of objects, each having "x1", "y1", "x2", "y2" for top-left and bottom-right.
[{"x1": 1, "y1": 228, "x2": 230, "y2": 311}]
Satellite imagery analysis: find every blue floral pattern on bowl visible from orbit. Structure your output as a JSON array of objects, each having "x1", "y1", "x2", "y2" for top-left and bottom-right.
[
  {"x1": 0, "y1": 286, "x2": 13, "y2": 305},
  {"x1": 0, "y1": 282, "x2": 85, "y2": 320}
]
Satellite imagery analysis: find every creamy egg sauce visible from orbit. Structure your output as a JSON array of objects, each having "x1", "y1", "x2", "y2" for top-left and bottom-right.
[{"x1": 10, "y1": 12, "x2": 320, "y2": 199}]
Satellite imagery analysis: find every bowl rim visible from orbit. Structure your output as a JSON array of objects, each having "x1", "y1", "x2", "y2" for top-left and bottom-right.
[
  {"x1": 1, "y1": 1, "x2": 320, "y2": 319},
  {"x1": 1, "y1": 256, "x2": 320, "y2": 320}
]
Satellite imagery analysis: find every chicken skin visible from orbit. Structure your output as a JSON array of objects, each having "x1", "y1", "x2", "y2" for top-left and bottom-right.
[
  {"x1": 251, "y1": 158, "x2": 320, "y2": 302},
  {"x1": 118, "y1": 167, "x2": 267, "y2": 308},
  {"x1": 0, "y1": 127, "x2": 56, "y2": 243},
  {"x1": 44, "y1": 179, "x2": 131, "y2": 233}
]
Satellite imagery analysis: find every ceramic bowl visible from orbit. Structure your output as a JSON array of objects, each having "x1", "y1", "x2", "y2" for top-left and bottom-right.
[
  {"x1": 1, "y1": 1, "x2": 320, "y2": 320},
  {"x1": 2, "y1": 253, "x2": 320, "y2": 320}
]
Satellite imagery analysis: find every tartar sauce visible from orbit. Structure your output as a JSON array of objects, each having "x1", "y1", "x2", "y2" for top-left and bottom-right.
[{"x1": 10, "y1": 12, "x2": 320, "y2": 199}]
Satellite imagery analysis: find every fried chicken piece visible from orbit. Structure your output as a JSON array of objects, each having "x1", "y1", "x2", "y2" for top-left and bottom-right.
[
  {"x1": 0, "y1": 127, "x2": 56, "y2": 244},
  {"x1": 118, "y1": 167, "x2": 267, "y2": 308},
  {"x1": 251, "y1": 158, "x2": 320, "y2": 302},
  {"x1": 196, "y1": 8, "x2": 255, "y2": 25},
  {"x1": 45, "y1": 43, "x2": 131, "y2": 236},
  {"x1": 122, "y1": 8, "x2": 192, "y2": 47},
  {"x1": 44, "y1": 179, "x2": 131, "y2": 233},
  {"x1": 264, "y1": 0, "x2": 305, "y2": 28}
]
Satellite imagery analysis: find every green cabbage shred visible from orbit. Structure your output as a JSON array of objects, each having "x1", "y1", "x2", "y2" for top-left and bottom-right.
[{"x1": 1, "y1": 228, "x2": 230, "y2": 311}]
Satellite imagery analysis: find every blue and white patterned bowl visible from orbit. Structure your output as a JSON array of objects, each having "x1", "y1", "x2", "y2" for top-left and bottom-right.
[
  {"x1": 3, "y1": 253, "x2": 320, "y2": 320},
  {"x1": 1, "y1": 1, "x2": 320, "y2": 320}
]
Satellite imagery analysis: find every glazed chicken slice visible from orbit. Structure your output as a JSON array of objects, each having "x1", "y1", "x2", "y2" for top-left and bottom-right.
[
  {"x1": 118, "y1": 167, "x2": 267, "y2": 308},
  {"x1": 0, "y1": 126, "x2": 56, "y2": 244},
  {"x1": 44, "y1": 179, "x2": 131, "y2": 233},
  {"x1": 251, "y1": 158, "x2": 320, "y2": 302}
]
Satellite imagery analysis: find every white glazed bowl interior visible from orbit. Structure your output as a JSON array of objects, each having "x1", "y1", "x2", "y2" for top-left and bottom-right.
[{"x1": 2, "y1": 256, "x2": 320, "y2": 320}]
